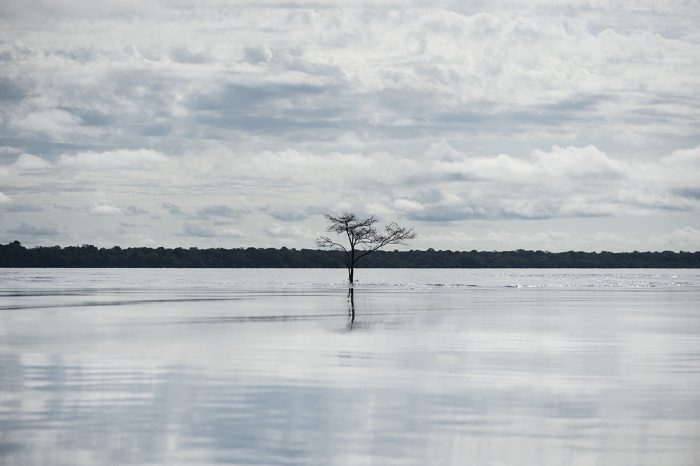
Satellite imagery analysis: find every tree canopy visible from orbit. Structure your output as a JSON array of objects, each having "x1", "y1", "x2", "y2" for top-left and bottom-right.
[{"x1": 316, "y1": 213, "x2": 417, "y2": 283}]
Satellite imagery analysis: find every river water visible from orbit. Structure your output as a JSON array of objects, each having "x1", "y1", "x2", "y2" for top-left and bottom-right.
[{"x1": 1, "y1": 268, "x2": 699, "y2": 465}]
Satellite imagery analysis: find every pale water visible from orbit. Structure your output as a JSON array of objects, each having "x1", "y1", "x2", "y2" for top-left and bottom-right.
[{"x1": 1, "y1": 268, "x2": 699, "y2": 465}]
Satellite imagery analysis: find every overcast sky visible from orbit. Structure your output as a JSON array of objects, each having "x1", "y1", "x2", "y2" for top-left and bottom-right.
[{"x1": 1, "y1": 0, "x2": 699, "y2": 251}]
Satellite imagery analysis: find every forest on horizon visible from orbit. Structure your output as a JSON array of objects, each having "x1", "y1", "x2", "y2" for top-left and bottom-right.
[{"x1": 1, "y1": 241, "x2": 699, "y2": 268}]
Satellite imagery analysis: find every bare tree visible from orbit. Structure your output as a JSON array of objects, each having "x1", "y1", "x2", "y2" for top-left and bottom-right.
[{"x1": 317, "y1": 213, "x2": 416, "y2": 285}]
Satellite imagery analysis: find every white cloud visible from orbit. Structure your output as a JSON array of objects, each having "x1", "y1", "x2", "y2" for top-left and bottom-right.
[
  {"x1": 391, "y1": 142, "x2": 700, "y2": 221},
  {"x1": 89, "y1": 203, "x2": 123, "y2": 215},
  {"x1": 417, "y1": 227, "x2": 700, "y2": 253},
  {"x1": 266, "y1": 224, "x2": 310, "y2": 239},
  {"x1": 59, "y1": 149, "x2": 168, "y2": 170},
  {"x1": 392, "y1": 198, "x2": 424, "y2": 213},
  {"x1": 425, "y1": 140, "x2": 465, "y2": 162},
  {"x1": 531, "y1": 145, "x2": 624, "y2": 179},
  {"x1": 335, "y1": 131, "x2": 364, "y2": 148},
  {"x1": 14, "y1": 142, "x2": 699, "y2": 228},
  {"x1": 12, "y1": 153, "x2": 51, "y2": 171},
  {"x1": 651, "y1": 226, "x2": 700, "y2": 252},
  {"x1": 10, "y1": 109, "x2": 82, "y2": 136}
]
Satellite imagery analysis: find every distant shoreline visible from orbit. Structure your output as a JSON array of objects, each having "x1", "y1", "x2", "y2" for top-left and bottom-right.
[{"x1": 1, "y1": 241, "x2": 698, "y2": 268}]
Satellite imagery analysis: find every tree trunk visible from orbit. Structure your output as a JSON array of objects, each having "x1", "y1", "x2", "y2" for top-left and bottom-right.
[{"x1": 348, "y1": 247, "x2": 355, "y2": 285}]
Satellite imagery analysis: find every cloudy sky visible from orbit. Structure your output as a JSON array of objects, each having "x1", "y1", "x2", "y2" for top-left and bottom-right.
[{"x1": 1, "y1": 0, "x2": 699, "y2": 251}]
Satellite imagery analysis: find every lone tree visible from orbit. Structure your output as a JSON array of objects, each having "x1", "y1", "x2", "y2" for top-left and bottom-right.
[{"x1": 317, "y1": 213, "x2": 416, "y2": 284}]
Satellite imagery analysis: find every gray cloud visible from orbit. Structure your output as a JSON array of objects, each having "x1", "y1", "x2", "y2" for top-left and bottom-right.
[
  {"x1": 403, "y1": 201, "x2": 611, "y2": 223},
  {"x1": 169, "y1": 46, "x2": 212, "y2": 64},
  {"x1": 187, "y1": 82, "x2": 347, "y2": 136},
  {"x1": 161, "y1": 203, "x2": 184, "y2": 216},
  {"x1": 673, "y1": 188, "x2": 700, "y2": 200},
  {"x1": 51, "y1": 47, "x2": 97, "y2": 64},
  {"x1": 264, "y1": 207, "x2": 310, "y2": 222},
  {"x1": 195, "y1": 205, "x2": 246, "y2": 219},
  {"x1": 7, "y1": 222, "x2": 59, "y2": 236},
  {"x1": 0, "y1": 200, "x2": 44, "y2": 213},
  {"x1": 68, "y1": 108, "x2": 115, "y2": 127},
  {"x1": 190, "y1": 83, "x2": 329, "y2": 112},
  {"x1": 243, "y1": 46, "x2": 272, "y2": 64},
  {"x1": 0, "y1": 76, "x2": 25, "y2": 101},
  {"x1": 181, "y1": 222, "x2": 243, "y2": 238},
  {"x1": 405, "y1": 205, "x2": 490, "y2": 222},
  {"x1": 126, "y1": 206, "x2": 148, "y2": 216}
]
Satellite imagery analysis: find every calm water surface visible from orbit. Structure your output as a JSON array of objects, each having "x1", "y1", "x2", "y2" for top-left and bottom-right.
[{"x1": 1, "y1": 268, "x2": 699, "y2": 465}]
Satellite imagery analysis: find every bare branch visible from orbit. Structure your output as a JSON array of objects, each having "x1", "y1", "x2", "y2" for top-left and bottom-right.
[
  {"x1": 316, "y1": 236, "x2": 347, "y2": 252},
  {"x1": 316, "y1": 212, "x2": 417, "y2": 283},
  {"x1": 355, "y1": 224, "x2": 416, "y2": 261}
]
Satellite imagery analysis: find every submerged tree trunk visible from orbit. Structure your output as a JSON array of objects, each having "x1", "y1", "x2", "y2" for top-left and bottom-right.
[
  {"x1": 348, "y1": 247, "x2": 355, "y2": 285},
  {"x1": 347, "y1": 287, "x2": 355, "y2": 330}
]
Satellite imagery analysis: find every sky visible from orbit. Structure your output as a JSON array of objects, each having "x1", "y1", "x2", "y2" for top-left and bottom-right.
[{"x1": 0, "y1": 0, "x2": 699, "y2": 252}]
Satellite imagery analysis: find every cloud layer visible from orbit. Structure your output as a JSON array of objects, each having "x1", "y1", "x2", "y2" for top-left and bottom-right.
[{"x1": 1, "y1": 0, "x2": 699, "y2": 250}]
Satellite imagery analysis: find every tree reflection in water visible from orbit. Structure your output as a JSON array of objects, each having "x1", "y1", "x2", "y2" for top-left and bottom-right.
[{"x1": 346, "y1": 287, "x2": 355, "y2": 331}]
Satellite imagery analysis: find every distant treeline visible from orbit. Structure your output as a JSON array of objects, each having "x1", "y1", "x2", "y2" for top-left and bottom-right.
[{"x1": 1, "y1": 241, "x2": 699, "y2": 268}]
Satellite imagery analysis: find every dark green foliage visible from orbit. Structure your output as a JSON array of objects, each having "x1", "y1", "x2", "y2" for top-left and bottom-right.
[{"x1": 0, "y1": 241, "x2": 698, "y2": 268}]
